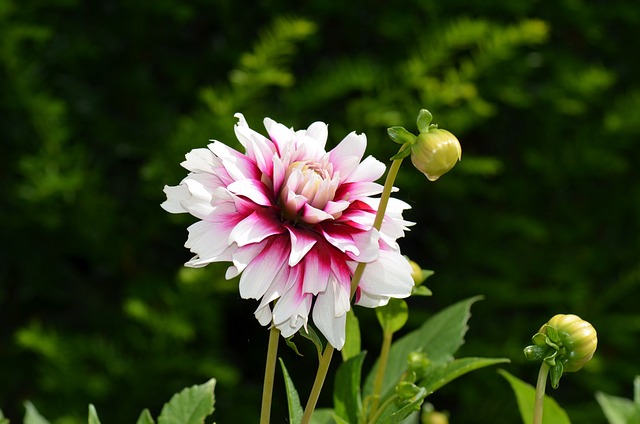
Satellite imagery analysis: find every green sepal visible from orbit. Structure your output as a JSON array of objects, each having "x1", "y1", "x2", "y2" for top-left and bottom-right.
[
  {"x1": 416, "y1": 109, "x2": 433, "y2": 133},
  {"x1": 411, "y1": 285, "x2": 432, "y2": 297},
  {"x1": 390, "y1": 143, "x2": 413, "y2": 161},
  {"x1": 549, "y1": 362, "x2": 564, "y2": 389},
  {"x1": 387, "y1": 126, "x2": 417, "y2": 145},
  {"x1": 376, "y1": 298, "x2": 409, "y2": 335},
  {"x1": 523, "y1": 344, "x2": 548, "y2": 361}
]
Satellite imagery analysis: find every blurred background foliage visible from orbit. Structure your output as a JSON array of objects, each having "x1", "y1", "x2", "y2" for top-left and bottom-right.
[{"x1": 1, "y1": 0, "x2": 639, "y2": 422}]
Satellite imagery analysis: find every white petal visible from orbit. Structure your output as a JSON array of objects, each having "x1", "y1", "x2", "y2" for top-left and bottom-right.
[
  {"x1": 353, "y1": 250, "x2": 414, "y2": 299},
  {"x1": 304, "y1": 121, "x2": 328, "y2": 151},
  {"x1": 312, "y1": 277, "x2": 348, "y2": 350},
  {"x1": 329, "y1": 132, "x2": 367, "y2": 180},
  {"x1": 348, "y1": 230, "x2": 380, "y2": 263},
  {"x1": 181, "y1": 147, "x2": 219, "y2": 173},
  {"x1": 238, "y1": 239, "x2": 288, "y2": 299},
  {"x1": 227, "y1": 179, "x2": 272, "y2": 207},
  {"x1": 161, "y1": 184, "x2": 190, "y2": 213},
  {"x1": 346, "y1": 155, "x2": 386, "y2": 183}
]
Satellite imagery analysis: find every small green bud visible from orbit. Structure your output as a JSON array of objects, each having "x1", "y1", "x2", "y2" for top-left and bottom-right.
[
  {"x1": 396, "y1": 381, "x2": 421, "y2": 401},
  {"x1": 410, "y1": 129, "x2": 462, "y2": 181},
  {"x1": 423, "y1": 411, "x2": 449, "y2": 424},
  {"x1": 407, "y1": 351, "x2": 431, "y2": 380}
]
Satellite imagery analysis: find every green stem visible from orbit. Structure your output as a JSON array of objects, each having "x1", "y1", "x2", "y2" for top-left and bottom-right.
[
  {"x1": 260, "y1": 326, "x2": 280, "y2": 424},
  {"x1": 533, "y1": 362, "x2": 550, "y2": 424},
  {"x1": 301, "y1": 344, "x2": 335, "y2": 424},
  {"x1": 369, "y1": 330, "x2": 393, "y2": 417},
  {"x1": 350, "y1": 158, "x2": 404, "y2": 297},
  {"x1": 367, "y1": 394, "x2": 400, "y2": 424}
]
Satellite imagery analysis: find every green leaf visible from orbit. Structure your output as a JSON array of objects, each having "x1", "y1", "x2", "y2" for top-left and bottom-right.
[
  {"x1": 300, "y1": 326, "x2": 324, "y2": 361},
  {"x1": 24, "y1": 402, "x2": 50, "y2": 424},
  {"x1": 364, "y1": 296, "x2": 483, "y2": 398},
  {"x1": 157, "y1": 379, "x2": 216, "y2": 424},
  {"x1": 376, "y1": 298, "x2": 409, "y2": 335},
  {"x1": 279, "y1": 359, "x2": 304, "y2": 424},
  {"x1": 595, "y1": 391, "x2": 640, "y2": 424},
  {"x1": 334, "y1": 351, "x2": 367, "y2": 424},
  {"x1": 419, "y1": 357, "x2": 510, "y2": 394},
  {"x1": 310, "y1": 409, "x2": 335, "y2": 424},
  {"x1": 342, "y1": 309, "x2": 362, "y2": 362},
  {"x1": 88, "y1": 405, "x2": 101, "y2": 424},
  {"x1": 135, "y1": 409, "x2": 155, "y2": 424},
  {"x1": 387, "y1": 126, "x2": 416, "y2": 145},
  {"x1": 499, "y1": 370, "x2": 572, "y2": 424},
  {"x1": 376, "y1": 387, "x2": 428, "y2": 424}
]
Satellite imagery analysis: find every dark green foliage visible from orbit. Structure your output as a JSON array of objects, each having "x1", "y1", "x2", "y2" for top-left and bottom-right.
[{"x1": 1, "y1": 0, "x2": 639, "y2": 422}]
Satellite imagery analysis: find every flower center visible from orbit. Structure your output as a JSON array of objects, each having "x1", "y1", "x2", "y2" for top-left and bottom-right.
[{"x1": 279, "y1": 160, "x2": 339, "y2": 223}]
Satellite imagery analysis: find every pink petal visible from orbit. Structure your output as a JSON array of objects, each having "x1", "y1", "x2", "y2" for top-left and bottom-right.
[
  {"x1": 209, "y1": 141, "x2": 260, "y2": 181},
  {"x1": 285, "y1": 226, "x2": 317, "y2": 266},
  {"x1": 264, "y1": 118, "x2": 295, "y2": 155},
  {"x1": 323, "y1": 200, "x2": 350, "y2": 218},
  {"x1": 335, "y1": 181, "x2": 384, "y2": 201},
  {"x1": 301, "y1": 249, "x2": 331, "y2": 295},
  {"x1": 321, "y1": 225, "x2": 360, "y2": 256},
  {"x1": 239, "y1": 237, "x2": 288, "y2": 299},
  {"x1": 228, "y1": 210, "x2": 284, "y2": 247},
  {"x1": 227, "y1": 179, "x2": 273, "y2": 207}
]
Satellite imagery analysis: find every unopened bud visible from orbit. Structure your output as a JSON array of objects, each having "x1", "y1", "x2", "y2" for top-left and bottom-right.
[
  {"x1": 540, "y1": 314, "x2": 597, "y2": 372},
  {"x1": 410, "y1": 129, "x2": 462, "y2": 181}
]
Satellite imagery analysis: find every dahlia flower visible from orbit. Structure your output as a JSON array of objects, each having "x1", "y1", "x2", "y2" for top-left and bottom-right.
[{"x1": 162, "y1": 113, "x2": 414, "y2": 349}]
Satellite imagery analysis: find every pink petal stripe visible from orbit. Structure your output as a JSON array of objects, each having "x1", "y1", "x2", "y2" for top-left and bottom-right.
[
  {"x1": 209, "y1": 141, "x2": 260, "y2": 181},
  {"x1": 239, "y1": 237, "x2": 288, "y2": 299},
  {"x1": 301, "y1": 249, "x2": 331, "y2": 295},
  {"x1": 301, "y1": 203, "x2": 335, "y2": 224},
  {"x1": 228, "y1": 210, "x2": 284, "y2": 247},
  {"x1": 285, "y1": 226, "x2": 317, "y2": 266}
]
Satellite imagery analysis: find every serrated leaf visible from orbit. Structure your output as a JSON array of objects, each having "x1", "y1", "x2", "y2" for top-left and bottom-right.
[
  {"x1": 279, "y1": 359, "x2": 304, "y2": 424},
  {"x1": 157, "y1": 379, "x2": 216, "y2": 424},
  {"x1": 595, "y1": 391, "x2": 640, "y2": 424},
  {"x1": 342, "y1": 309, "x2": 361, "y2": 362},
  {"x1": 24, "y1": 402, "x2": 50, "y2": 424},
  {"x1": 334, "y1": 351, "x2": 366, "y2": 424},
  {"x1": 88, "y1": 405, "x2": 101, "y2": 424},
  {"x1": 364, "y1": 296, "x2": 483, "y2": 398},
  {"x1": 499, "y1": 370, "x2": 571, "y2": 424},
  {"x1": 419, "y1": 357, "x2": 510, "y2": 394},
  {"x1": 136, "y1": 409, "x2": 155, "y2": 424}
]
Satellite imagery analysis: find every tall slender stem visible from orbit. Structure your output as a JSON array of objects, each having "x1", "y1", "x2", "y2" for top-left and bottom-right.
[
  {"x1": 369, "y1": 330, "x2": 393, "y2": 416},
  {"x1": 260, "y1": 326, "x2": 280, "y2": 424},
  {"x1": 533, "y1": 362, "x2": 550, "y2": 424},
  {"x1": 302, "y1": 158, "x2": 405, "y2": 423},
  {"x1": 301, "y1": 344, "x2": 335, "y2": 424}
]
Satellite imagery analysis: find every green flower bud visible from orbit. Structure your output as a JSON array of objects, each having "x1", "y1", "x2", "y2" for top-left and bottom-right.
[
  {"x1": 423, "y1": 411, "x2": 449, "y2": 424},
  {"x1": 540, "y1": 314, "x2": 597, "y2": 372},
  {"x1": 407, "y1": 351, "x2": 431, "y2": 380},
  {"x1": 410, "y1": 129, "x2": 462, "y2": 181}
]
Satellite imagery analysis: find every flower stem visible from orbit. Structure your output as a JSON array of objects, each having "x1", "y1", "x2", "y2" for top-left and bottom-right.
[
  {"x1": 260, "y1": 326, "x2": 280, "y2": 424},
  {"x1": 301, "y1": 344, "x2": 335, "y2": 424},
  {"x1": 367, "y1": 394, "x2": 400, "y2": 424},
  {"x1": 350, "y1": 158, "x2": 404, "y2": 297},
  {"x1": 533, "y1": 362, "x2": 550, "y2": 424},
  {"x1": 369, "y1": 330, "x2": 394, "y2": 417}
]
